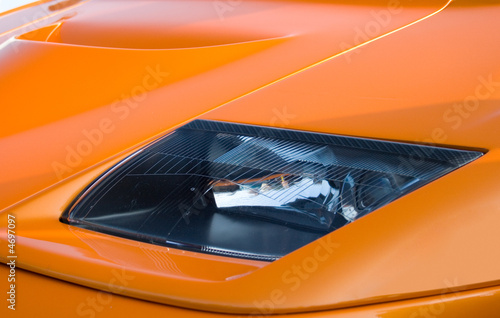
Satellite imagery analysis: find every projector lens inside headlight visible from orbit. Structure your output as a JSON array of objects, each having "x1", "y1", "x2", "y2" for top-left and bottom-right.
[{"x1": 62, "y1": 120, "x2": 482, "y2": 261}]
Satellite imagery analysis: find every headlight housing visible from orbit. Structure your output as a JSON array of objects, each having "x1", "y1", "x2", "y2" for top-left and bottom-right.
[{"x1": 61, "y1": 120, "x2": 482, "y2": 261}]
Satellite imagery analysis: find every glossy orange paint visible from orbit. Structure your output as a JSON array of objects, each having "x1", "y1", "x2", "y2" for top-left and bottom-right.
[
  {"x1": 1, "y1": 0, "x2": 500, "y2": 316},
  {"x1": 0, "y1": 0, "x2": 450, "y2": 210},
  {"x1": 2, "y1": 265, "x2": 500, "y2": 317}
]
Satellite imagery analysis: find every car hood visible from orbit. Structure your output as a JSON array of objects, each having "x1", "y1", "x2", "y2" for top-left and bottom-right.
[{"x1": 0, "y1": 0, "x2": 465, "y2": 210}]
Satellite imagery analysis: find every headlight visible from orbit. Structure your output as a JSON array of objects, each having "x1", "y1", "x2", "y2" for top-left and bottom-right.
[{"x1": 61, "y1": 120, "x2": 482, "y2": 261}]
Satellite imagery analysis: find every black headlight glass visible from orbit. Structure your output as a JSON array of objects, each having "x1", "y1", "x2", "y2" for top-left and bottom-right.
[{"x1": 61, "y1": 120, "x2": 482, "y2": 261}]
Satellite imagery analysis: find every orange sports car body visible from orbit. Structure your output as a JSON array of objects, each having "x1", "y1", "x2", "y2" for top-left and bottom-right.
[{"x1": 1, "y1": 0, "x2": 500, "y2": 317}]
